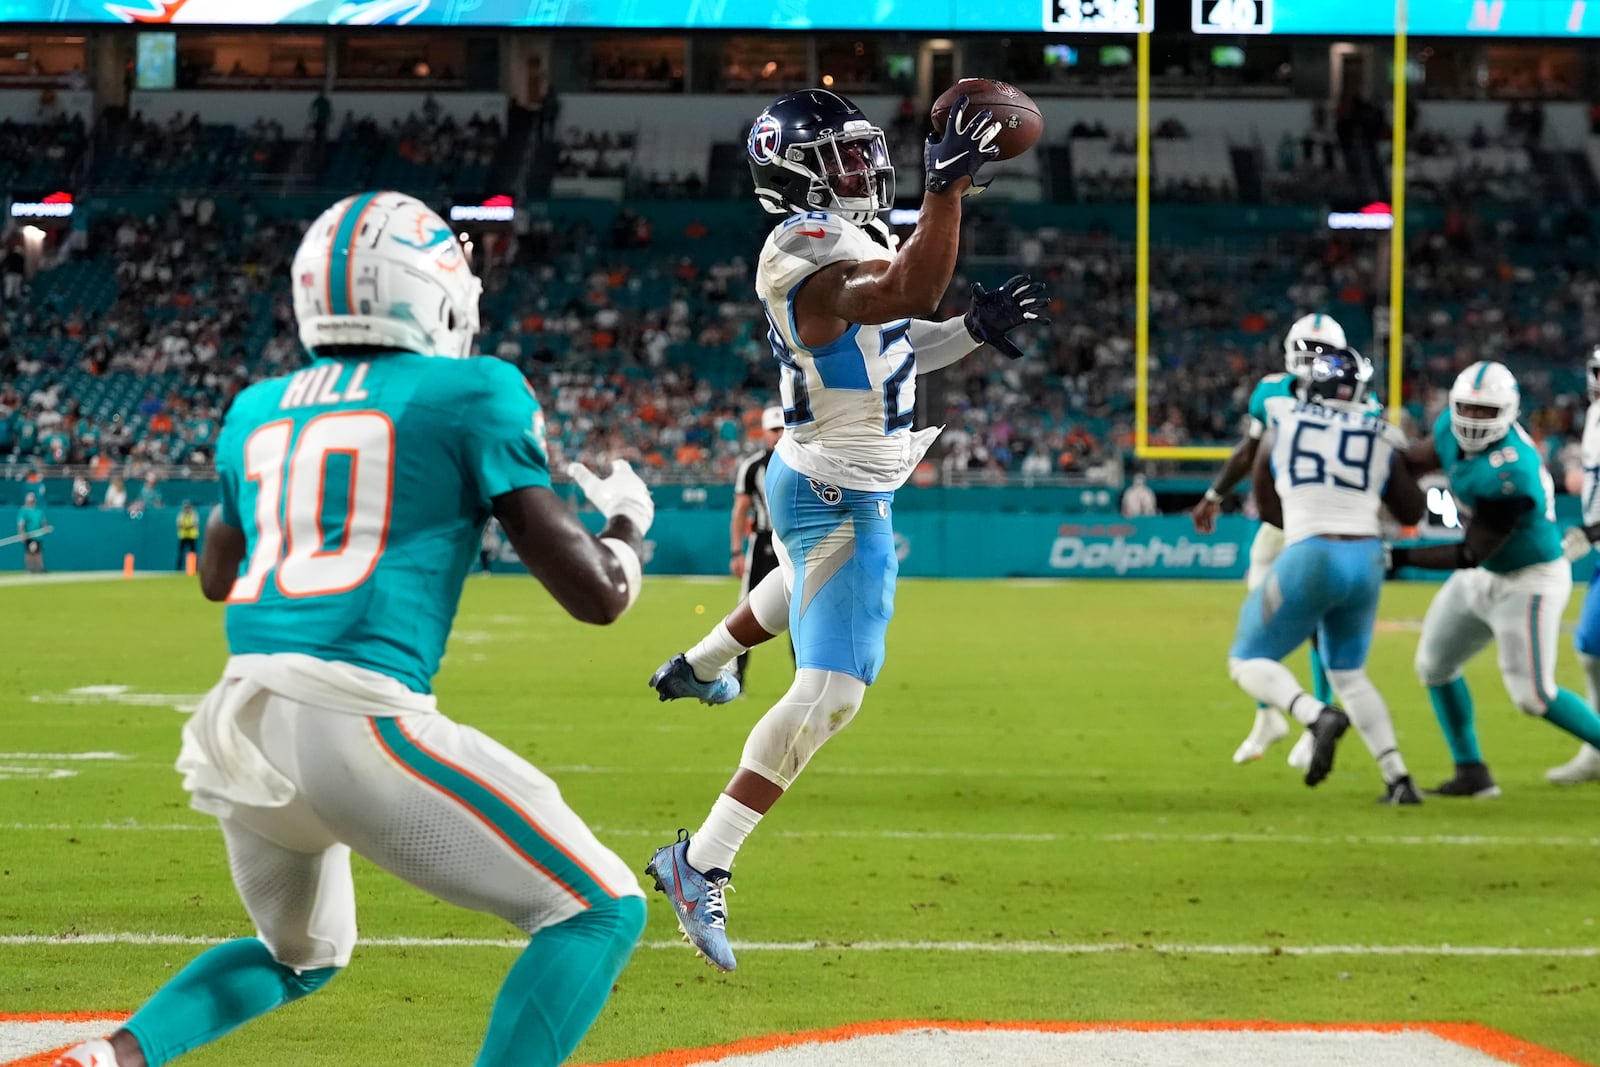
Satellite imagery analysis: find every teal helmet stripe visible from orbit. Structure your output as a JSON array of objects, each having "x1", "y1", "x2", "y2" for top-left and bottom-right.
[
  {"x1": 327, "y1": 191, "x2": 381, "y2": 316},
  {"x1": 1472, "y1": 361, "x2": 1490, "y2": 388}
]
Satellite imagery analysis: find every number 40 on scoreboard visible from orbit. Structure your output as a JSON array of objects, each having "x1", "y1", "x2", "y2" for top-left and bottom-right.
[{"x1": 1193, "y1": 0, "x2": 1272, "y2": 32}]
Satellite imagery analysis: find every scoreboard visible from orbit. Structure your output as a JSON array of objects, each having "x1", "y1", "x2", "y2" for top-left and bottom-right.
[{"x1": 1193, "y1": 0, "x2": 1600, "y2": 36}]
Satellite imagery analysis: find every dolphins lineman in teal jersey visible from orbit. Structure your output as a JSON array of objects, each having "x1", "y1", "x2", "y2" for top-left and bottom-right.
[
  {"x1": 54, "y1": 191, "x2": 658, "y2": 1067},
  {"x1": 1392, "y1": 360, "x2": 1600, "y2": 798}
]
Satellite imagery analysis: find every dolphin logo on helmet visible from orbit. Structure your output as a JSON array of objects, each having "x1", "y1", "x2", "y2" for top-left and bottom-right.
[{"x1": 291, "y1": 190, "x2": 482, "y2": 359}]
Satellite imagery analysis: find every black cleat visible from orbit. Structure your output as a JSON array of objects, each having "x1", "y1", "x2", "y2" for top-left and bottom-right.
[
  {"x1": 1303, "y1": 706, "x2": 1350, "y2": 787},
  {"x1": 1377, "y1": 775, "x2": 1423, "y2": 805},
  {"x1": 1426, "y1": 761, "x2": 1502, "y2": 799}
]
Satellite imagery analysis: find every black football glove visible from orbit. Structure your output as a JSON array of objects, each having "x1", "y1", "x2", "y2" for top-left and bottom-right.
[
  {"x1": 964, "y1": 274, "x2": 1051, "y2": 360},
  {"x1": 925, "y1": 96, "x2": 1002, "y2": 196}
]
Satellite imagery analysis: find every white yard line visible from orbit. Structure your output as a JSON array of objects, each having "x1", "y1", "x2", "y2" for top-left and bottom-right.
[
  {"x1": 0, "y1": 932, "x2": 1594, "y2": 958},
  {"x1": 542, "y1": 764, "x2": 1107, "y2": 778},
  {"x1": 4, "y1": 822, "x2": 1598, "y2": 849},
  {"x1": 0, "y1": 571, "x2": 162, "y2": 587}
]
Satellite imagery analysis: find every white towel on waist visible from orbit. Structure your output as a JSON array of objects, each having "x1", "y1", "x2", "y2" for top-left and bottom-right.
[
  {"x1": 177, "y1": 675, "x2": 294, "y2": 818},
  {"x1": 177, "y1": 654, "x2": 438, "y2": 818}
]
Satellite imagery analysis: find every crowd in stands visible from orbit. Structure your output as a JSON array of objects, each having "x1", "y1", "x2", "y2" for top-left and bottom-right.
[
  {"x1": 99, "y1": 112, "x2": 296, "y2": 190},
  {"x1": 0, "y1": 112, "x2": 88, "y2": 189},
  {"x1": 4, "y1": 173, "x2": 1600, "y2": 489},
  {"x1": 11, "y1": 103, "x2": 506, "y2": 197},
  {"x1": 556, "y1": 128, "x2": 637, "y2": 179},
  {"x1": 0, "y1": 202, "x2": 297, "y2": 475},
  {"x1": 332, "y1": 105, "x2": 504, "y2": 192},
  {"x1": 594, "y1": 54, "x2": 684, "y2": 90}
]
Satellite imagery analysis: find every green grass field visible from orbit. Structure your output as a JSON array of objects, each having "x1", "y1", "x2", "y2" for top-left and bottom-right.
[{"x1": 2, "y1": 575, "x2": 1598, "y2": 1065}]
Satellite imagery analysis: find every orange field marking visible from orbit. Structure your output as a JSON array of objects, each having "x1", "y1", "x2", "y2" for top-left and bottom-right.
[
  {"x1": 580, "y1": 1018, "x2": 1593, "y2": 1067},
  {"x1": 3, "y1": 1014, "x2": 1589, "y2": 1066}
]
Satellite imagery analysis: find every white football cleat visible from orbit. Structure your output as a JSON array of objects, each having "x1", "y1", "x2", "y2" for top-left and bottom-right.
[
  {"x1": 1286, "y1": 729, "x2": 1315, "y2": 772},
  {"x1": 53, "y1": 1038, "x2": 119, "y2": 1067},
  {"x1": 1233, "y1": 707, "x2": 1290, "y2": 764},
  {"x1": 1546, "y1": 744, "x2": 1600, "y2": 785}
]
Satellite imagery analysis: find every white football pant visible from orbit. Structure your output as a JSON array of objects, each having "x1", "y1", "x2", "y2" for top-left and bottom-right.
[
  {"x1": 1414, "y1": 561, "x2": 1572, "y2": 716},
  {"x1": 214, "y1": 695, "x2": 641, "y2": 972}
]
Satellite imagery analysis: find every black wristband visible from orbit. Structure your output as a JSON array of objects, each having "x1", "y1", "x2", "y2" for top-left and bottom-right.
[{"x1": 1585, "y1": 522, "x2": 1600, "y2": 544}]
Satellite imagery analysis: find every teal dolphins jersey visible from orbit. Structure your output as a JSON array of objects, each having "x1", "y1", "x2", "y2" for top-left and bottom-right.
[
  {"x1": 1433, "y1": 409, "x2": 1562, "y2": 574},
  {"x1": 1246, "y1": 374, "x2": 1296, "y2": 439},
  {"x1": 1250, "y1": 373, "x2": 1387, "y2": 439},
  {"x1": 217, "y1": 352, "x2": 550, "y2": 693}
]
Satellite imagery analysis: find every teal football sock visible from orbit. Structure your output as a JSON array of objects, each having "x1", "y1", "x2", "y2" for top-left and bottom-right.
[
  {"x1": 1428, "y1": 677, "x2": 1483, "y2": 765},
  {"x1": 1542, "y1": 688, "x2": 1600, "y2": 747},
  {"x1": 123, "y1": 938, "x2": 337, "y2": 1067},
  {"x1": 1309, "y1": 642, "x2": 1333, "y2": 705},
  {"x1": 475, "y1": 895, "x2": 646, "y2": 1067}
]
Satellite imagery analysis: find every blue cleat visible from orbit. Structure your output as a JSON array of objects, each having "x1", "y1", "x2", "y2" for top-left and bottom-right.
[
  {"x1": 645, "y1": 830, "x2": 736, "y2": 972},
  {"x1": 649, "y1": 654, "x2": 741, "y2": 705}
]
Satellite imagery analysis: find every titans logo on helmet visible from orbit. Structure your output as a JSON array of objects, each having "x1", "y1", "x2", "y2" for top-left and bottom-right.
[{"x1": 748, "y1": 114, "x2": 783, "y2": 165}]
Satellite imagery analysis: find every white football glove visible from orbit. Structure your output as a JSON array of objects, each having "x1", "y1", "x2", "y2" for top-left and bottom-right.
[
  {"x1": 1562, "y1": 525, "x2": 1592, "y2": 563},
  {"x1": 567, "y1": 459, "x2": 654, "y2": 536}
]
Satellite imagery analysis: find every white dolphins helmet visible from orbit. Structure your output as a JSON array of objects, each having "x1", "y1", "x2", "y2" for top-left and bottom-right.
[
  {"x1": 1448, "y1": 361, "x2": 1520, "y2": 453},
  {"x1": 1283, "y1": 313, "x2": 1349, "y2": 379},
  {"x1": 1587, "y1": 344, "x2": 1600, "y2": 400},
  {"x1": 291, "y1": 191, "x2": 481, "y2": 359}
]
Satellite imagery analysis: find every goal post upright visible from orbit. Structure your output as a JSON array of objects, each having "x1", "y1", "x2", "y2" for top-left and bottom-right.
[
  {"x1": 1134, "y1": 21, "x2": 1152, "y2": 458},
  {"x1": 1133, "y1": 5, "x2": 1232, "y2": 463},
  {"x1": 1387, "y1": 0, "x2": 1409, "y2": 425}
]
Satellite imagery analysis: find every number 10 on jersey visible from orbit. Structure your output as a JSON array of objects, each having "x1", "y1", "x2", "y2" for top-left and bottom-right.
[{"x1": 230, "y1": 412, "x2": 396, "y2": 602}]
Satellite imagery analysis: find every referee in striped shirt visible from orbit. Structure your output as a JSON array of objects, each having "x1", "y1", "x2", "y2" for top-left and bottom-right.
[{"x1": 731, "y1": 406, "x2": 787, "y2": 685}]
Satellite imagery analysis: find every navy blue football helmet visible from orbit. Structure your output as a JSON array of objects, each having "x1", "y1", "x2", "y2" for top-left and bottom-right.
[
  {"x1": 748, "y1": 89, "x2": 894, "y2": 224},
  {"x1": 1304, "y1": 348, "x2": 1374, "y2": 407}
]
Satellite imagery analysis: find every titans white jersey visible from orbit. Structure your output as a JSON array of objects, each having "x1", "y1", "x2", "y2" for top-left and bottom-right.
[
  {"x1": 1583, "y1": 404, "x2": 1600, "y2": 527},
  {"x1": 1269, "y1": 399, "x2": 1404, "y2": 545},
  {"x1": 757, "y1": 211, "x2": 941, "y2": 492}
]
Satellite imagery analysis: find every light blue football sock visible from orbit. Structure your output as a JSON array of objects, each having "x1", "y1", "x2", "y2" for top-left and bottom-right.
[
  {"x1": 1309, "y1": 642, "x2": 1333, "y2": 705},
  {"x1": 475, "y1": 895, "x2": 646, "y2": 1067},
  {"x1": 1542, "y1": 688, "x2": 1600, "y2": 748},
  {"x1": 122, "y1": 938, "x2": 337, "y2": 1067},
  {"x1": 1428, "y1": 677, "x2": 1483, "y2": 765}
]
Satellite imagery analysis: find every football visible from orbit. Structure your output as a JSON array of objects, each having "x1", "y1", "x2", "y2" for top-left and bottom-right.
[{"x1": 929, "y1": 78, "x2": 1044, "y2": 161}]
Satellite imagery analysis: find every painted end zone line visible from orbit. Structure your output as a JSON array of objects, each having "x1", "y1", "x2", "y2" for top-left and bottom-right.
[
  {"x1": 3, "y1": 1019, "x2": 1589, "y2": 1067},
  {"x1": 1, "y1": 933, "x2": 1596, "y2": 958},
  {"x1": 580, "y1": 1020, "x2": 1593, "y2": 1067}
]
